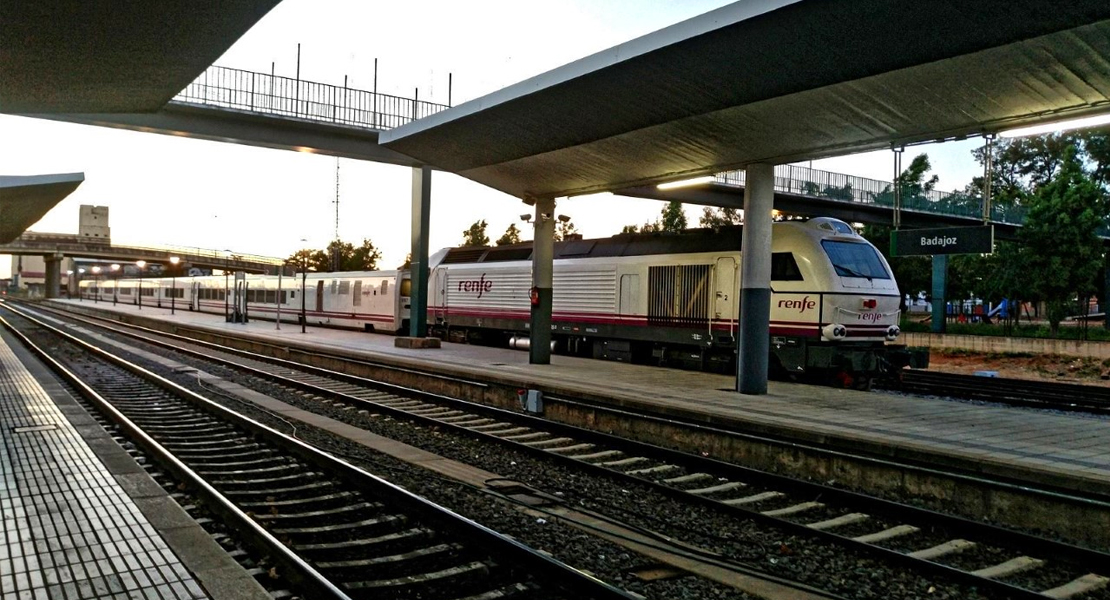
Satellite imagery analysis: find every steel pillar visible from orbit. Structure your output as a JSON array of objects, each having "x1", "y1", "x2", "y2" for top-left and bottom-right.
[
  {"x1": 44, "y1": 255, "x2": 63, "y2": 299},
  {"x1": 932, "y1": 255, "x2": 948, "y2": 334},
  {"x1": 737, "y1": 164, "x2": 774, "y2": 395},
  {"x1": 530, "y1": 197, "x2": 556, "y2": 364},
  {"x1": 409, "y1": 166, "x2": 432, "y2": 338}
]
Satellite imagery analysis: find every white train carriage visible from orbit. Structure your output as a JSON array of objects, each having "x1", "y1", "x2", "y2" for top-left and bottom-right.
[
  {"x1": 428, "y1": 218, "x2": 923, "y2": 380},
  {"x1": 108, "y1": 271, "x2": 411, "y2": 333}
]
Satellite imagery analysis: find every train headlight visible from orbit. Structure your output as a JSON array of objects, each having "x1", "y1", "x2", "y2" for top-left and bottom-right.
[
  {"x1": 822, "y1": 323, "x2": 848, "y2": 341},
  {"x1": 886, "y1": 325, "x2": 901, "y2": 341}
]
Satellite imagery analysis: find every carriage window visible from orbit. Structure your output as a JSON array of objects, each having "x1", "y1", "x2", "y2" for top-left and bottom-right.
[
  {"x1": 381, "y1": 281, "x2": 388, "y2": 295},
  {"x1": 267, "y1": 290, "x2": 277, "y2": 304},
  {"x1": 330, "y1": 280, "x2": 339, "y2": 294},
  {"x1": 821, "y1": 241, "x2": 891, "y2": 279},
  {"x1": 771, "y1": 253, "x2": 804, "y2": 281},
  {"x1": 280, "y1": 291, "x2": 288, "y2": 303},
  {"x1": 120, "y1": 288, "x2": 132, "y2": 295},
  {"x1": 339, "y1": 281, "x2": 350, "y2": 295},
  {"x1": 352, "y1": 281, "x2": 362, "y2": 306}
]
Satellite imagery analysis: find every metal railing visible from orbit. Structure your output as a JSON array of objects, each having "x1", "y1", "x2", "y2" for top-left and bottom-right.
[
  {"x1": 173, "y1": 65, "x2": 450, "y2": 131},
  {"x1": 715, "y1": 165, "x2": 1030, "y2": 225}
]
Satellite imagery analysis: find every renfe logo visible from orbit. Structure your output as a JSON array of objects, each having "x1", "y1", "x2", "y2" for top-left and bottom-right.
[
  {"x1": 857, "y1": 312, "x2": 883, "y2": 322},
  {"x1": 458, "y1": 274, "x2": 493, "y2": 298},
  {"x1": 777, "y1": 296, "x2": 816, "y2": 313}
]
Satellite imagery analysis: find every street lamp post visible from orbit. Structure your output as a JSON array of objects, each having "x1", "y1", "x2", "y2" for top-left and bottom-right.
[
  {"x1": 169, "y1": 257, "x2": 180, "y2": 315},
  {"x1": 301, "y1": 258, "x2": 308, "y2": 334},
  {"x1": 91, "y1": 266, "x2": 101, "y2": 303},
  {"x1": 136, "y1": 260, "x2": 146, "y2": 309},
  {"x1": 224, "y1": 251, "x2": 231, "y2": 322},
  {"x1": 67, "y1": 270, "x2": 74, "y2": 298},
  {"x1": 77, "y1": 268, "x2": 85, "y2": 300},
  {"x1": 111, "y1": 264, "x2": 120, "y2": 305}
]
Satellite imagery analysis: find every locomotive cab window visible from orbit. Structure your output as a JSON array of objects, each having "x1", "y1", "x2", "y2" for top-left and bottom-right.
[
  {"x1": 771, "y1": 253, "x2": 804, "y2": 281},
  {"x1": 399, "y1": 278, "x2": 411, "y2": 297},
  {"x1": 821, "y1": 241, "x2": 890, "y2": 279}
]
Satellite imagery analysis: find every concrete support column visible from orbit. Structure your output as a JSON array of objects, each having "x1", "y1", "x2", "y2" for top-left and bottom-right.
[
  {"x1": 932, "y1": 255, "x2": 948, "y2": 334},
  {"x1": 530, "y1": 197, "x2": 556, "y2": 364},
  {"x1": 44, "y1": 255, "x2": 63, "y2": 299},
  {"x1": 737, "y1": 163, "x2": 774, "y2": 395},
  {"x1": 409, "y1": 166, "x2": 432, "y2": 338}
]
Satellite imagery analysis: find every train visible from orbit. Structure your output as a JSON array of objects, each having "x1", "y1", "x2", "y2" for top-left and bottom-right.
[{"x1": 77, "y1": 218, "x2": 927, "y2": 385}]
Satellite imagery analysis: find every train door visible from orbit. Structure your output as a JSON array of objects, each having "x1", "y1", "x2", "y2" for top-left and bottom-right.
[
  {"x1": 315, "y1": 281, "x2": 324, "y2": 314},
  {"x1": 432, "y1": 269, "x2": 447, "y2": 324},
  {"x1": 619, "y1": 274, "x2": 639, "y2": 317},
  {"x1": 714, "y1": 257, "x2": 737, "y2": 336}
]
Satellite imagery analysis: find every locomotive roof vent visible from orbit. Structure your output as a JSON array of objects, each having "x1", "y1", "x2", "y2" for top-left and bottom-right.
[{"x1": 808, "y1": 217, "x2": 857, "y2": 236}]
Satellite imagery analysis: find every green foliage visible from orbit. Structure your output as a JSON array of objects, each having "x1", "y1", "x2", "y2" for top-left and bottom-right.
[
  {"x1": 698, "y1": 206, "x2": 742, "y2": 230},
  {"x1": 286, "y1": 238, "x2": 382, "y2": 273},
  {"x1": 1015, "y1": 145, "x2": 1106, "y2": 333},
  {"x1": 900, "y1": 316, "x2": 1110, "y2": 342},
  {"x1": 496, "y1": 223, "x2": 522, "y2": 246},
  {"x1": 659, "y1": 200, "x2": 688, "y2": 232},
  {"x1": 348, "y1": 239, "x2": 382, "y2": 271},
  {"x1": 461, "y1": 220, "x2": 489, "y2": 247},
  {"x1": 620, "y1": 224, "x2": 640, "y2": 234},
  {"x1": 555, "y1": 219, "x2": 579, "y2": 241}
]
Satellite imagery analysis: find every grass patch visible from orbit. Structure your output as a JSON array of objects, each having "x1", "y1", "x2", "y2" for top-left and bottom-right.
[{"x1": 901, "y1": 317, "x2": 1110, "y2": 342}]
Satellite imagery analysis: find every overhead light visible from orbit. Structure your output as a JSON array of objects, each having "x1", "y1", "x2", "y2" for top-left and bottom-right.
[
  {"x1": 657, "y1": 176, "x2": 715, "y2": 190},
  {"x1": 998, "y1": 113, "x2": 1110, "y2": 138}
]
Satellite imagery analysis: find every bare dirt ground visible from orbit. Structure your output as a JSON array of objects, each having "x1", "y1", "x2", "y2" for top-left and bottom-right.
[{"x1": 926, "y1": 349, "x2": 1110, "y2": 387}]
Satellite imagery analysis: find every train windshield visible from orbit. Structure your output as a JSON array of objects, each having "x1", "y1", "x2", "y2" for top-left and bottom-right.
[
  {"x1": 820, "y1": 241, "x2": 890, "y2": 280},
  {"x1": 399, "y1": 278, "x2": 412, "y2": 298}
]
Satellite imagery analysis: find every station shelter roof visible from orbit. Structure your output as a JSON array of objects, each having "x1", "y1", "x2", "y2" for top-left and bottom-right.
[
  {"x1": 0, "y1": 1, "x2": 282, "y2": 113},
  {"x1": 380, "y1": 0, "x2": 1110, "y2": 200},
  {"x1": 0, "y1": 173, "x2": 85, "y2": 244}
]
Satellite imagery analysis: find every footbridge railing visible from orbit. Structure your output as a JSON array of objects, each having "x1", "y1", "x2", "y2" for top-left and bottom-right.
[
  {"x1": 173, "y1": 65, "x2": 450, "y2": 131},
  {"x1": 715, "y1": 165, "x2": 1030, "y2": 226}
]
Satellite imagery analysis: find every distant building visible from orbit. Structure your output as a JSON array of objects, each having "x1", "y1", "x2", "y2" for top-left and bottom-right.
[{"x1": 79, "y1": 205, "x2": 110, "y2": 242}]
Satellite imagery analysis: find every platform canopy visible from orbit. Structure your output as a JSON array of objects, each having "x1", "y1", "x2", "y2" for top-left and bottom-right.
[
  {"x1": 381, "y1": 0, "x2": 1110, "y2": 200},
  {"x1": 0, "y1": 173, "x2": 85, "y2": 243},
  {"x1": 0, "y1": 1, "x2": 282, "y2": 113}
]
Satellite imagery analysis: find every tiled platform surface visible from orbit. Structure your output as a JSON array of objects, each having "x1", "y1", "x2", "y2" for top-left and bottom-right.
[
  {"x1": 0, "y1": 326, "x2": 272, "y2": 600},
  {"x1": 48, "y1": 299, "x2": 1110, "y2": 496}
]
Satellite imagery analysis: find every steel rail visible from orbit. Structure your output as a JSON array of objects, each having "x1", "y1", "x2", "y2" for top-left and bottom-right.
[
  {"x1": 27, "y1": 304, "x2": 1110, "y2": 600},
  {"x1": 1, "y1": 303, "x2": 640, "y2": 600}
]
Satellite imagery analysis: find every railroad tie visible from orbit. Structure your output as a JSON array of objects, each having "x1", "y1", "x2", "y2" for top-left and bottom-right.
[
  {"x1": 488, "y1": 427, "x2": 532, "y2": 437},
  {"x1": 685, "y1": 481, "x2": 746, "y2": 495},
  {"x1": 438, "y1": 415, "x2": 485, "y2": 423},
  {"x1": 806, "y1": 513, "x2": 869, "y2": 531},
  {"x1": 598, "y1": 456, "x2": 649, "y2": 467},
  {"x1": 761, "y1": 501, "x2": 824, "y2": 517},
  {"x1": 907, "y1": 539, "x2": 976, "y2": 560},
  {"x1": 662, "y1": 472, "x2": 713, "y2": 484},
  {"x1": 568, "y1": 450, "x2": 624, "y2": 461},
  {"x1": 626, "y1": 464, "x2": 680, "y2": 476},
  {"x1": 470, "y1": 422, "x2": 519, "y2": 432},
  {"x1": 523, "y1": 437, "x2": 575, "y2": 448},
  {"x1": 546, "y1": 443, "x2": 596, "y2": 455},
  {"x1": 500, "y1": 431, "x2": 550, "y2": 442},
  {"x1": 1041, "y1": 573, "x2": 1110, "y2": 599},
  {"x1": 720, "y1": 491, "x2": 783, "y2": 506},
  {"x1": 970, "y1": 556, "x2": 1045, "y2": 579},
  {"x1": 454, "y1": 418, "x2": 497, "y2": 427},
  {"x1": 408, "y1": 407, "x2": 456, "y2": 416},
  {"x1": 851, "y1": 524, "x2": 920, "y2": 543}
]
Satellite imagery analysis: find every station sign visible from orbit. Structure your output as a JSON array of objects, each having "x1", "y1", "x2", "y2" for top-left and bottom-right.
[{"x1": 890, "y1": 225, "x2": 994, "y2": 256}]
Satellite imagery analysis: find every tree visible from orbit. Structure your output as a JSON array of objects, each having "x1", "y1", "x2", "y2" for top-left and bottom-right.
[
  {"x1": 496, "y1": 223, "x2": 522, "y2": 246},
  {"x1": 1016, "y1": 144, "x2": 1106, "y2": 334},
  {"x1": 659, "y1": 200, "x2": 687, "y2": 232},
  {"x1": 620, "y1": 224, "x2": 640, "y2": 234},
  {"x1": 286, "y1": 249, "x2": 316, "y2": 273},
  {"x1": 699, "y1": 206, "x2": 742, "y2": 230},
  {"x1": 349, "y1": 238, "x2": 382, "y2": 271},
  {"x1": 554, "y1": 218, "x2": 579, "y2": 241},
  {"x1": 461, "y1": 220, "x2": 489, "y2": 247}
]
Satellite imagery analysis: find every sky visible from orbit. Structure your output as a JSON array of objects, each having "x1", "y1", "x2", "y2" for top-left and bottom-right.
[{"x1": 1, "y1": 0, "x2": 987, "y2": 278}]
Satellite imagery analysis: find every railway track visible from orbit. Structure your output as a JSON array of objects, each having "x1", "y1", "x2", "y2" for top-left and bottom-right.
[
  {"x1": 14, "y1": 301, "x2": 1110, "y2": 600},
  {"x1": 0, "y1": 306, "x2": 639, "y2": 600},
  {"x1": 884, "y1": 370, "x2": 1110, "y2": 415}
]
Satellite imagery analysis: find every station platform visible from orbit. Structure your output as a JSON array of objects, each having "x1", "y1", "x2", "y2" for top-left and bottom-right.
[
  {"x1": 0, "y1": 325, "x2": 270, "y2": 599},
  {"x1": 37, "y1": 299, "x2": 1110, "y2": 500}
]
